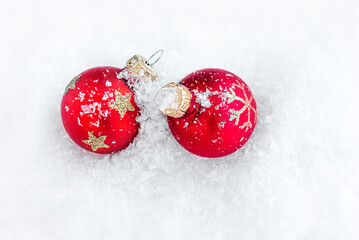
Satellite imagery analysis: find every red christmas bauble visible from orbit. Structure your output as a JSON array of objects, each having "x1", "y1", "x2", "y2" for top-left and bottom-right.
[
  {"x1": 61, "y1": 66, "x2": 139, "y2": 153},
  {"x1": 162, "y1": 68, "x2": 257, "y2": 158}
]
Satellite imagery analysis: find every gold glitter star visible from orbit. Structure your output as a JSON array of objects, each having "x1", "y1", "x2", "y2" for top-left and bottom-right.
[
  {"x1": 65, "y1": 75, "x2": 81, "y2": 95},
  {"x1": 109, "y1": 91, "x2": 135, "y2": 118},
  {"x1": 82, "y1": 131, "x2": 109, "y2": 151},
  {"x1": 226, "y1": 81, "x2": 257, "y2": 132}
]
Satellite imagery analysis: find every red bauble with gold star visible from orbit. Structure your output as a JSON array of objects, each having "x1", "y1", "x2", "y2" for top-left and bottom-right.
[
  {"x1": 61, "y1": 51, "x2": 162, "y2": 153},
  {"x1": 61, "y1": 66, "x2": 140, "y2": 153},
  {"x1": 155, "y1": 68, "x2": 258, "y2": 158}
]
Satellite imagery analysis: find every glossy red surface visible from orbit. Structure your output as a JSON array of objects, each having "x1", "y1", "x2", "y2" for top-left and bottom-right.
[
  {"x1": 61, "y1": 66, "x2": 139, "y2": 154},
  {"x1": 168, "y1": 68, "x2": 257, "y2": 158}
]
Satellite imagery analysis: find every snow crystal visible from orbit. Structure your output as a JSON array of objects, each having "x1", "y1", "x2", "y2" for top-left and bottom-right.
[
  {"x1": 102, "y1": 91, "x2": 111, "y2": 100},
  {"x1": 78, "y1": 92, "x2": 85, "y2": 102},
  {"x1": 105, "y1": 80, "x2": 112, "y2": 87},
  {"x1": 195, "y1": 91, "x2": 212, "y2": 108},
  {"x1": 77, "y1": 117, "x2": 83, "y2": 126},
  {"x1": 81, "y1": 102, "x2": 101, "y2": 114},
  {"x1": 91, "y1": 120, "x2": 100, "y2": 127},
  {"x1": 116, "y1": 68, "x2": 131, "y2": 81},
  {"x1": 154, "y1": 86, "x2": 179, "y2": 111}
]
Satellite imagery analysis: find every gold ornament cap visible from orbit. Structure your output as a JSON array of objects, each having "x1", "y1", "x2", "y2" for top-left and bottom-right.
[
  {"x1": 155, "y1": 83, "x2": 192, "y2": 118},
  {"x1": 126, "y1": 50, "x2": 163, "y2": 81}
]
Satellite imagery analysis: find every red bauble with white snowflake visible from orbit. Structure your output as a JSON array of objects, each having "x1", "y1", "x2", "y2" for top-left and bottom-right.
[
  {"x1": 156, "y1": 68, "x2": 257, "y2": 158},
  {"x1": 61, "y1": 52, "x2": 160, "y2": 153}
]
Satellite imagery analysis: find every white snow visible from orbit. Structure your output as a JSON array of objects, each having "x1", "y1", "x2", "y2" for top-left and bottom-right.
[
  {"x1": 81, "y1": 102, "x2": 100, "y2": 114},
  {"x1": 195, "y1": 90, "x2": 212, "y2": 108},
  {"x1": 105, "y1": 80, "x2": 112, "y2": 87},
  {"x1": 91, "y1": 120, "x2": 100, "y2": 128},
  {"x1": 1, "y1": 0, "x2": 359, "y2": 239},
  {"x1": 76, "y1": 117, "x2": 82, "y2": 127},
  {"x1": 116, "y1": 68, "x2": 132, "y2": 81},
  {"x1": 154, "y1": 86, "x2": 180, "y2": 111},
  {"x1": 102, "y1": 91, "x2": 110, "y2": 100},
  {"x1": 78, "y1": 92, "x2": 85, "y2": 101}
]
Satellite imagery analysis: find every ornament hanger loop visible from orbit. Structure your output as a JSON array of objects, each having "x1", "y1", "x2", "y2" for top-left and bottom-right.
[{"x1": 146, "y1": 50, "x2": 164, "y2": 66}]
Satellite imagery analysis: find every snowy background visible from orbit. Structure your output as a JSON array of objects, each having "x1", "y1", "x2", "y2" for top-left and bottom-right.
[{"x1": 1, "y1": 0, "x2": 358, "y2": 239}]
